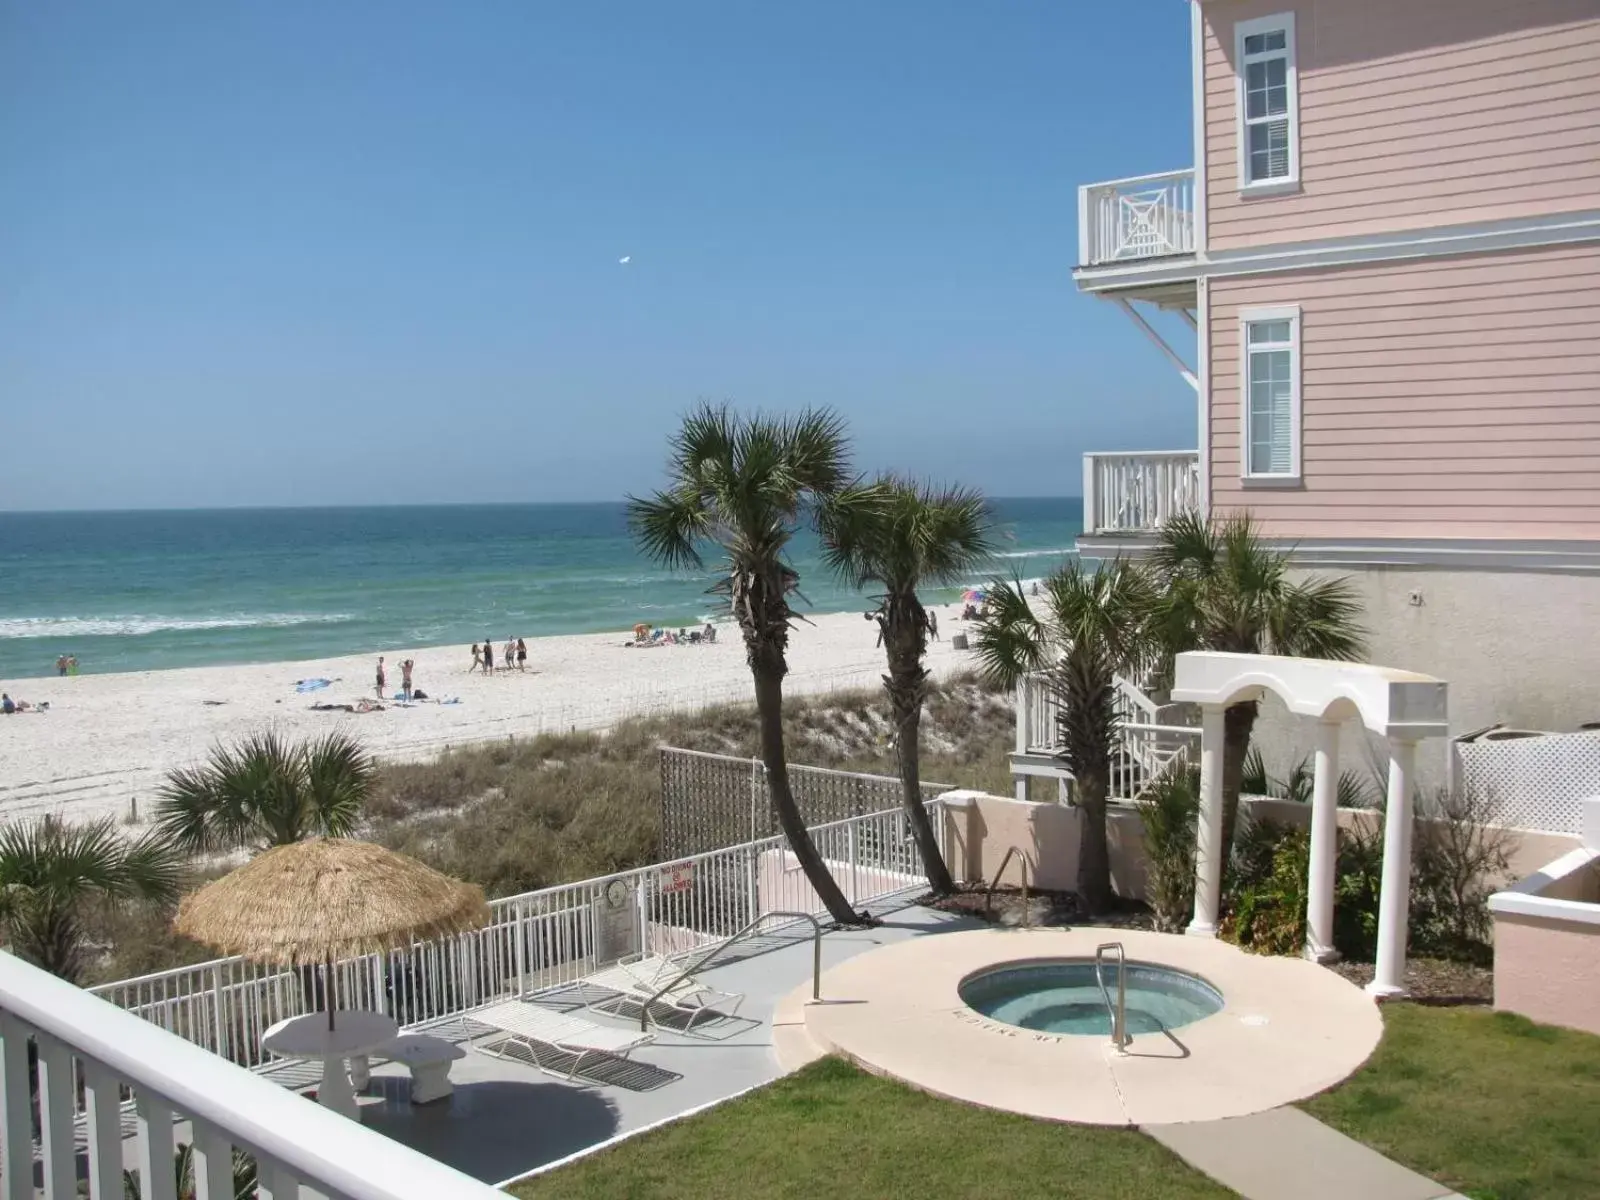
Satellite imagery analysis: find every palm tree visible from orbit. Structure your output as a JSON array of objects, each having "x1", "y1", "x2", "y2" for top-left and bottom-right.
[
  {"x1": 156, "y1": 729, "x2": 375, "y2": 854},
  {"x1": 973, "y1": 562, "x2": 1157, "y2": 913},
  {"x1": 628, "y1": 403, "x2": 861, "y2": 925},
  {"x1": 1151, "y1": 511, "x2": 1365, "y2": 863},
  {"x1": 0, "y1": 817, "x2": 185, "y2": 984},
  {"x1": 818, "y1": 476, "x2": 994, "y2": 896}
]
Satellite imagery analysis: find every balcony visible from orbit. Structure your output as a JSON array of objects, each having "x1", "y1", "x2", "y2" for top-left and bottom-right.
[
  {"x1": 1078, "y1": 169, "x2": 1196, "y2": 267},
  {"x1": 1082, "y1": 450, "x2": 1200, "y2": 536}
]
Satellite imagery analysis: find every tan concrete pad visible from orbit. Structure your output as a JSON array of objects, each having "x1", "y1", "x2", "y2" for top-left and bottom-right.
[{"x1": 782, "y1": 928, "x2": 1384, "y2": 1126}]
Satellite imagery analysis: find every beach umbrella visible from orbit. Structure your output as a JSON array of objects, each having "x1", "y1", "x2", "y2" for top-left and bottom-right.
[
  {"x1": 174, "y1": 838, "x2": 490, "y2": 1029},
  {"x1": 962, "y1": 587, "x2": 987, "y2": 604}
]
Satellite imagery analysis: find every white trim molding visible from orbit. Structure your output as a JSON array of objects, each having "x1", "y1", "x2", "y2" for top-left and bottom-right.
[
  {"x1": 1190, "y1": 0, "x2": 1209, "y2": 254},
  {"x1": 1073, "y1": 208, "x2": 1600, "y2": 293},
  {"x1": 1238, "y1": 304, "x2": 1302, "y2": 484},
  {"x1": 1076, "y1": 534, "x2": 1600, "y2": 574},
  {"x1": 1234, "y1": 12, "x2": 1300, "y2": 194},
  {"x1": 1196, "y1": 278, "x2": 1211, "y2": 517}
]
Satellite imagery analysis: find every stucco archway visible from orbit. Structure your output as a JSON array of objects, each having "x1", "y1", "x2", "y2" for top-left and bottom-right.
[{"x1": 1171, "y1": 651, "x2": 1449, "y2": 997}]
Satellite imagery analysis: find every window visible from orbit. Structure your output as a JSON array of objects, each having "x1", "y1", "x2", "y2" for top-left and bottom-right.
[
  {"x1": 1236, "y1": 14, "x2": 1298, "y2": 190},
  {"x1": 1240, "y1": 307, "x2": 1301, "y2": 480}
]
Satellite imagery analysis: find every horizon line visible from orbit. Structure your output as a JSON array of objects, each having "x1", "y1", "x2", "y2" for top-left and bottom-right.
[{"x1": 0, "y1": 494, "x2": 1084, "y2": 517}]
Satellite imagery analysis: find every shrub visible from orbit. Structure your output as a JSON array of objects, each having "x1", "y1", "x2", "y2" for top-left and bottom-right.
[
  {"x1": 1223, "y1": 822, "x2": 1310, "y2": 954},
  {"x1": 1135, "y1": 767, "x2": 1199, "y2": 932},
  {"x1": 1409, "y1": 786, "x2": 1511, "y2": 964}
]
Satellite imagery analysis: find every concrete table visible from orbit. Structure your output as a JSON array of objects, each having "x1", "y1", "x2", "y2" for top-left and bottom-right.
[{"x1": 262, "y1": 1010, "x2": 399, "y2": 1121}]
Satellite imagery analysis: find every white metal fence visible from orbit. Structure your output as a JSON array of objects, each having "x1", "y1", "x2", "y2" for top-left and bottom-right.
[
  {"x1": 92, "y1": 804, "x2": 941, "y2": 1071},
  {"x1": 1081, "y1": 450, "x2": 1200, "y2": 536},
  {"x1": 1077, "y1": 168, "x2": 1196, "y2": 266},
  {"x1": 659, "y1": 747, "x2": 950, "y2": 857}
]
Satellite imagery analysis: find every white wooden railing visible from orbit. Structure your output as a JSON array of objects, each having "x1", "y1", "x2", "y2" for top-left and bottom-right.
[
  {"x1": 92, "y1": 805, "x2": 942, "y2": 1072},
  {"x1": 1082, "y1": 450, "x2": 1200, "y2": 535},
  {"x1": 0, "y1": 952, "x2": 501, "y2": 1200},
  {"x1": 1015, "y1": 674, "x2": 1198, "y2": 802},
  {"x1": 1078, "y1": 168, "x2": 1196, "y2": 266}
]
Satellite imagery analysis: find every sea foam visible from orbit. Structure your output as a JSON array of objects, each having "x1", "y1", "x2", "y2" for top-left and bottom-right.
[{"x1": 0, "y1": 614, "x2": 355, "y2": 639}]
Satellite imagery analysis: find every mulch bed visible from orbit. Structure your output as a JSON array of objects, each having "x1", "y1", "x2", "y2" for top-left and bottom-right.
[
  {"x1": 922, "y1": 885, "x2": 1157, "y2": 931},
  {"x1": 1330, "y1": 957, "x2": 1494, "y2": 1006}
]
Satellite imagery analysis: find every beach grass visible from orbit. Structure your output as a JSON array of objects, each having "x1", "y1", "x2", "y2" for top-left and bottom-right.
[
  {"x1": 364, "y1": 673, "x2": 1015, "y2": 901},
  {"x1": 506, "y1": 1056, "x2": 1233, "y2": 1200},
  {"x1": 1302, "y1": 1004, "x2": 1600, "y2": 1200},
  {"x1": 87, "y1": 674, "x2": 1015, "y2": 983}
]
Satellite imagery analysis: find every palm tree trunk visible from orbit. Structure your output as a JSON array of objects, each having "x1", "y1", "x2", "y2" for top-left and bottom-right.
[
  {"x1": 751, "y1": 667, "x2": 862, "y2": 925},
  {"x1": 1076, "y1": 772, "x2": 1113, "y2": 914},
  {"x1": 1219, "y1": 700, "x2": 1259, "y2": 870},
  {"x1": 883, "y1": 602, "x2": 955, "y2": 896}
]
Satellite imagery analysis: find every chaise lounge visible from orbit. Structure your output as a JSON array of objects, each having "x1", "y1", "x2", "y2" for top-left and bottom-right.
[
  {"x1": 584, "y1": 954, "x2": 745, "y2": 1028},
  {"x1": 465, "y1": 1001, "x2": 657, "y2": 1081}
]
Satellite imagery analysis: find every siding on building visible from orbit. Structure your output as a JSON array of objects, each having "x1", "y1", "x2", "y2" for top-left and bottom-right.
[
  {"x1": 1202, "y1": 0, "x2": 1600, "y2": 251},
  {"x1": 1208, "y1": 242, "x2": 1600, "y2": 539}
]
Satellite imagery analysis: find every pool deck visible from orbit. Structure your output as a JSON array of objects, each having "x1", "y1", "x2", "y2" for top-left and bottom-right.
[
  {"x1": 775, "y1": 926, "x2": 1385, "y2": 1126},
  {"x1": 297, "y1": 897, "x2": 1462, "y2": 1199},
  {"x1": 350, "y1": 898, "x2": 980, "y2": 1185}
]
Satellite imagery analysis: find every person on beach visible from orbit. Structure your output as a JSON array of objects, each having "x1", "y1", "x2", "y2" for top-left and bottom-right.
[
  {"x1": 504, "y1": 638, "x2": 515, "y2": 672},
  {"x1": 56, "y1": 655, "x2": 68, "y2": 677},
  {"x1": 516, "y1": 637, "x2": 527, "y2": 671},
  {"x1": 375, "y1": 656, "x2": 386, "y2": 699},
  {"x1": 928, "y1": 611, "x2": 939, "y2": 642},
  {"x1": 401, "y1": 658, "x2": 414, "y2": 700},
  {"x1": 1, "y1": 694, "x2": 14, "y2": 714},
  {"x1": 470, "y1": 643, "x2": 482, "y2": 672},
  {"x1": 482, "y1": 638, "x2": 494, "y2": 675}
]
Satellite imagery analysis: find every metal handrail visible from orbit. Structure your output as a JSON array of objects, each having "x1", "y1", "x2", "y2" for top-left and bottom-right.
[
  {"x1": 640, "y1": 910, "x2": 824, "y2": 1031},
  {"x1": 1095, "y1": 942, "x2": 1130, "y2": 1052},
  {"x1": 984, "y1": 845, "x2": 1034, "y2": 927}
]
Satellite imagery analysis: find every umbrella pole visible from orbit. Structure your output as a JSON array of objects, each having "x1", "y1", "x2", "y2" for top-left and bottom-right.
[{"x1": 327, "y1": 954, "x2": 336, "y2": 1032}]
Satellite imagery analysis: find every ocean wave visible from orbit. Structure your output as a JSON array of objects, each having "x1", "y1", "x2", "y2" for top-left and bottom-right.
[
  {"x1": 0, "y1": 613, "x2": 356, "y2": 640},
  {"x1": 992, "y1": 547, "x2": 1078, "y2": 560}
]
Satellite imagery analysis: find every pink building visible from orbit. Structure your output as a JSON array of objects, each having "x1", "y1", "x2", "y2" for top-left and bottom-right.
[{"x1": 1075, "y1": 0, "x2": 1600, "y2": 748}]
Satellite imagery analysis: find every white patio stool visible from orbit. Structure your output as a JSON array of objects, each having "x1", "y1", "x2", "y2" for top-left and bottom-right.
[{"x1": 351, "y1": 1034, "x2": 466, "y2": 1104}]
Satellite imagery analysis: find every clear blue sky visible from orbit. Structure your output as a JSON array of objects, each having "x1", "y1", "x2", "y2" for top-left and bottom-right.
[{"x1": 0, "y1": 1, "x2": 1195, "y2": 511}]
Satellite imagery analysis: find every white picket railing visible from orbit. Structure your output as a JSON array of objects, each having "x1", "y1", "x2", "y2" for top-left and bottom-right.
[
  {"x1": 1077, "y1": 168, "x2": 1196, "y2": 266},
  {"x1": 92, "y1": 804, "x2": 942, "y2": 1071},
  {"x1": 0, "y1": 953, "x2": 502, "y2": 1200},
  {"x1": 1082, "y1": 450, "x2": 1200, "y2": 535},
  {"x1": 1016, "y1": 674, "x2": 1198, "y2": 802}
]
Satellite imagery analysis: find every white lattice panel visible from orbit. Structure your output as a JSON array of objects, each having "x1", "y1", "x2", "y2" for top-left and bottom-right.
[{"x1": 1453, "y1": 730, "x2": 1600, "y2": 834}]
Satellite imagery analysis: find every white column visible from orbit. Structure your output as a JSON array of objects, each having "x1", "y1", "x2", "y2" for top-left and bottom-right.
[
  {"x1": 1368, "y1": 738, "x2": 1418, "y2": 998},
  {"x1": 1304, "y1": 719, "x2": 1340, "y2": 963},
  {"x1": 1187, "y1": 703, "x2": 1227, "y2": 937}
]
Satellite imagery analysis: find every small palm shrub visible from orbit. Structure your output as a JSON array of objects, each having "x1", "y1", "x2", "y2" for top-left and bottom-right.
[
  {"x1": 1135, "y1": 767, "x2": 1199, "y2": 932},
  {"x1": 1224, "y1": 823, "x2": 1311, "y2": 954}
]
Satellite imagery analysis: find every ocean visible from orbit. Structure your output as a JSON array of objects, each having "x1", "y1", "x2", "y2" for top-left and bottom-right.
[{"x1": 0, "y1": 499, "x2": 1081, "y2": 679}]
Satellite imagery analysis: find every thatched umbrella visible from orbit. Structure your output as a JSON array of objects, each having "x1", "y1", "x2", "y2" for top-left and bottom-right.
[{"x1": 175, "y1": 838, "x2": 490, "y2": 1030}]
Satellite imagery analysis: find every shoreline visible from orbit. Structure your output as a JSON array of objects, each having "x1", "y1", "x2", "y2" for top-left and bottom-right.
[{"x1": 0, "y1": 607, "x2": 987, "y2": 829}]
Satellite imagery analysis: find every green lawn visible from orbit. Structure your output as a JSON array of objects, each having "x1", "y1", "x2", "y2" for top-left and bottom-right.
[
  {"x1": 506, "y1": 1057, "x2": 1234, "y2": 1200},
  {"x1": 1303, "y1": 1005, "x2": 1600, "y2": 1200}
]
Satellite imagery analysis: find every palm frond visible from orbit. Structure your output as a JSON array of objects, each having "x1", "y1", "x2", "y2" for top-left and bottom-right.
[
  {"x1": 300, "y1": 730, "x2": 376, "y2": 838},
  {"x1": 1271, "y1": 575, "x2": 1367, "y2": 661},
  {"x1": 626, "y1": 487, "x2": 709, "y2": 571},
  {"x1": 780, "y1": 407, "x2": 852, "y2": 497},
  {"x1": 970, "y1": 577, "x2": 1049, "y2": 688}
]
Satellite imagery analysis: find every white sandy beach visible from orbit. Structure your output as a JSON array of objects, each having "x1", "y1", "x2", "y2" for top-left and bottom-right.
[{"x1": 0, "y1": 608, "x2": 982, "y2": 828}]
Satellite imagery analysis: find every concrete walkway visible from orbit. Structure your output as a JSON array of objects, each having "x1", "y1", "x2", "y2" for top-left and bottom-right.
[{"x1": 1147, "y1": 1107, "x2": 1469, "y2": 1200}]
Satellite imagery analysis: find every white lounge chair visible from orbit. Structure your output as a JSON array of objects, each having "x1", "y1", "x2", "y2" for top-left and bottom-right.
[
  {"x1": 585, "y1": 954, "x2": 745, "y2": 1027},
  {"x1": 466, "y1": 1001, "x2": 656, "y2": 1081}
]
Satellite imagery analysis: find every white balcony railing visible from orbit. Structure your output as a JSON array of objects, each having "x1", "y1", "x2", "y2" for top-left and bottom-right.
[
  {"x1": 1077, "y1": 169, "x2": 1196, "y2": 267},
  {"x1": 1082, "y1": 450, "x2": 1199, "y2": 535},
  {"x1": 0, "y1": 952, "x2": 502, "y2": 1200}
]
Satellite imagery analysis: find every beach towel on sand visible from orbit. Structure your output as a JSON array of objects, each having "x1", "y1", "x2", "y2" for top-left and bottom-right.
[{"x1": 295, "y1": 678, "x2": 333, "y2": 694}]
